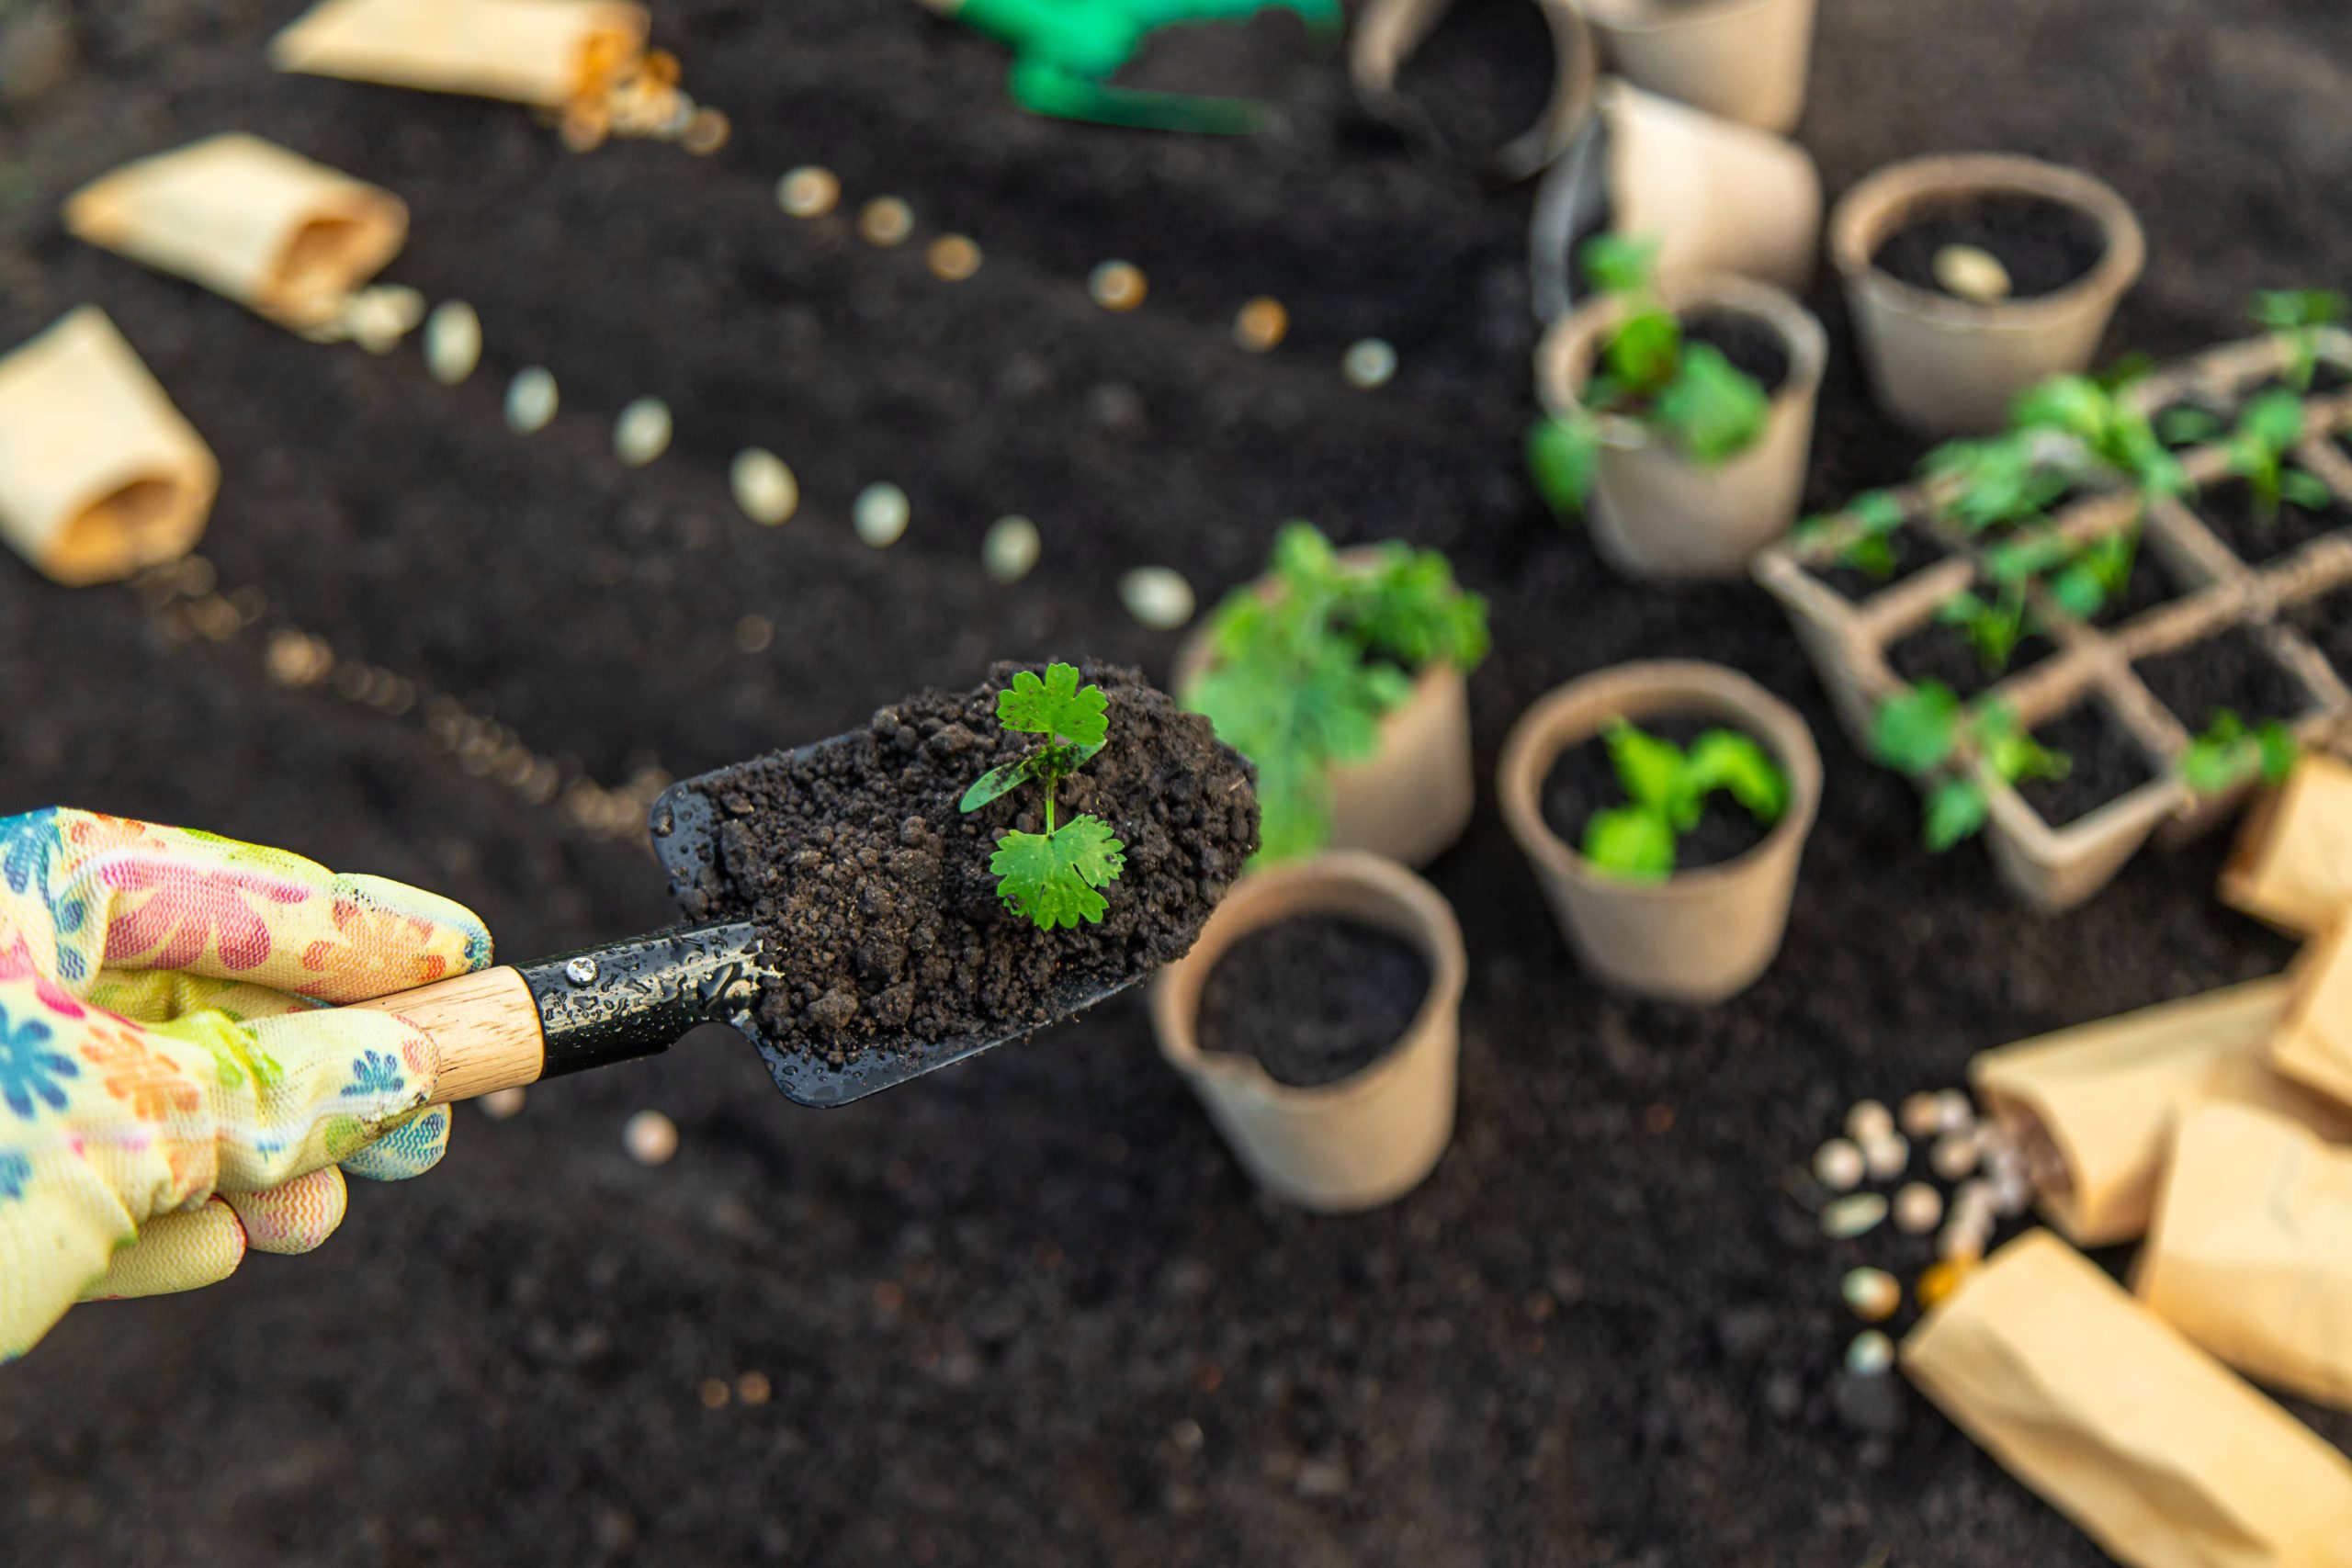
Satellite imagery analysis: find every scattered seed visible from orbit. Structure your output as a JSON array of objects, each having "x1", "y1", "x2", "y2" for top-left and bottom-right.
[
  {"x1": 1992, "y1": 1168, "x2": 2032, "y2": 1216},
  {"x1": 736, "y1": 1371, "x2": 772, "y2": 1405},
  {"x1": 729, "y1": 448, "x2": 799, "y2": 525},
  {"x1": 1812, "y1": 1139, "x2": 1865, "y2": 1192},
  {"x1": 424, "y1": 300, "x2": 481, "y2": 385},
  {"x1": 624, "y1": 1109, "x2": 678, "y2": 1166},
  {"x1": 1845, "y1": 1100, "x2": 1894, "y2": 1145},
  {"x1": 854, "y1": 483, "x2": 910, "y2": 547},
  {"x1": 1917, "y1": 1257, "x2": 1975, "y2": 1310},
  {"x1": 983, "y1": 514, "x2": 1041, "y2": 582},
  {"x1": 1170, "y1": 1416, "x2": 1205, "y2": 1453},
  {"x1": 1120, "y1": 566, "x2": 1194, "y2": 629},
  {"x1": 1933, "y1": 243, "x2": 2013, "y2": 304},
  {"x1": 1842, "y1": 1268, "x2": 1900, "y2": 1323},
  {"x1": 504, "y1": 366, "x2": 559, "y2": 434},
  {"x1": 1939, "y1": 1222, "x2": 1987, "y2": 1263},
  {"x1": 478, "y1": 1087, "x2": 526, "y2": 1120},
  {"x1": 734, "y1": 614, "x2": 774, "y2": 654},
  {"x1": 1862, "y1": 1132, "x2": 1910, "y2": 1181},
  {"x1": 1930, "y1": 1129, "x2": 1979, "y2": 1180},
  {"x1": 1952, "y1": 1177, "x2": 1996, "y2": 1222},
  {"x1": 1893, "y1": 1181, "x2": 1942, "y2": 1235},
  {"x1": 1899, "y1": 1091, "x2": 1941, "y2": 1138},
  {"x1": 1089, "y1": 260, "x2": 1147, "y2": 311},
  {"x1": 858, "y1": 197, "x2": 915, "y2": 248},
  {"x1": 777, "y1": 166, "x2": 841, "y2": 219},
  {"x1": 614, "y1": 396, "x2": 673, "y2": 468},
  {"x1": 1845, "y1": 1329, "x2": 1894, "y2": 1377},
  {"x1": 698, "y1": 1377, "x2": 730, "y2": 1409},
  {"x1": 1234, "y1": 296, "x2": 1288, "y2": 353},
  {"x1": 345, "y1": 285, "x2": 426, "y2": 355},
  {"x1": 1342, "y1": 337, "x2": 1396, "y2": 389},
  {"x1": 1935, "y1": 1089, "x2": 1975, "y2": 1134},
  {"x1": 681, "y1": 106, "x2": 730, "y2": 155},
  {"x1": 1821, "y1": 1192, "x2": 1887, "y2": 1240},
  {"x1": 925, "y1": 234, "x2": 982, "y2": 282}
]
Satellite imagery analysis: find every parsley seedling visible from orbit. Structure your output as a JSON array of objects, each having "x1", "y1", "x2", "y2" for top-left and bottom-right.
[
  {"x1": 1871, "y1": 683, "x2": 2069, "y2": 849},
  {"x1": 1579, "y1": 719, "x2": 1790, "y2": 883},
  {"x1": 2180, "y1": 709, "x2": 2299, "y2": 795},
  {"x1": 958, "y1": 663, "x2": 1127, "y2": 931}
]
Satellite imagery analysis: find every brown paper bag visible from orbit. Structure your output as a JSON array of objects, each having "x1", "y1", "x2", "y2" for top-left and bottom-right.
[
  {"x1": 1904, "y1": 1231, "x2": 2352, "y2": 1568},
  {"x1": 1971, "y1": 976, "x2": 2352, "y2": 1245},
  {"x1": 272, "y1": 0, "x2": 650, "y2": 109},
  {"x1": 2278, "y1": 921, "x2": 2352, "y2": 1110},
  {"x1": 65, "y1": 134, "x2": 408, "y2": 330},
  {"x1": 0, "y1": 308, "x2": 218, "y2": 587},
  {"x1": 2222, "y1": 755, "x2": 2352, "y2": 936},
  {"x1": 2139, "y1": 1102, "x2": 2352, "y2": 1409}
]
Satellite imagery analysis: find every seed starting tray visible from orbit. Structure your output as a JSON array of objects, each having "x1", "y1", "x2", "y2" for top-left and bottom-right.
[{"x1": 1754, "y1": 331, "x2": 2352, "y2": 912}]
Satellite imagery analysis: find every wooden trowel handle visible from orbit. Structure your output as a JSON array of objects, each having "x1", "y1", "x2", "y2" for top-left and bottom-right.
[{"x1": 352, "y1": 921, "x2": 769, "y2": 1106}]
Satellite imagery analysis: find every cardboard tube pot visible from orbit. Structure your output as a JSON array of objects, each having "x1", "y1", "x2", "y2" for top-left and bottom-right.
[
  {"x1": 272, "y1": 0, "x2": 650, "y2": 108},
  {"x1": 1150, "y1": 852, "x2": 1467, "y2": 1212},
  {"x1": 1498, "y1": 660, "x2": 1820, "y2": 1001},
  {"x1": 1536, "y1": 275, "x2": 1825, "y2": 582},
  {"x1": 0, "y1": 309, "x2": 218, "y2": 588},
  {"x1": 1904, "y1": 1231, "x2": 2352, "y2": 1568},
  {"x1": 1571, "y1": 0, "x2": 1816, "y2": 133},
  {"x1": 1970, "y1": 976, "x2": 2352, "y2": 1247},
  {"x1": 1351, "y1": 0, "x2": 1597, "y2": 182},
  {"x1": 67, "y1": 134, "x2": 409, "y2": 331},
  {"x1": 1175, "y1": 551, "x2": 1476, "y2": 869},
  {"x1": 1830, "y1": 153, "x2": 2144, "y2": 436}
]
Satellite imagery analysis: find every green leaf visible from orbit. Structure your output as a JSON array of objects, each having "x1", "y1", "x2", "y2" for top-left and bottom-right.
[
  {"x1": 2241, "y1": 389, "x2": 2306, "y2": 455},
  {"x1": 1849, "y1": 491, "x2": 1907, "y2": 535},
  {"x1": 1604, "y1": 719, "x2": 1690, "y2": 818},
  {"x1": 2010, "y1": 375, "x2": 2110, "y2": 443},
  {"x1": 1581, "y1": 805, "x2": 1675, "y2": 883},
  {"x1": 997, "y1": 663, "x2": 1110, "y2": 749},
  {"x1": 2251, "y1": 288, "x2": 2347, "y2": 333},
  {"x1": 2256, "y1": 721, "x2": 2301, "y2": 784},
  {"x1": 1606, "y1": 305, "x2": 1682, "y2": 394},
  {"x1": 989, "y1": 816, "x2": 1126, "y2": 931},
  {"x1": 1580, "y1": 233, "x2": 1660, "y2": 298},
  {"x1": 2283, "y1": 468, "x2": 2335, "y2": 513},
  {"x1": 1871, "y1": 684, "x2": 1963, "y2": 775},
  {"x1": 1654, "y1": 344, "x2": 1770, "y2": 464},
  {"x1": 1923, "y1": 778, "x2": 1989, "y2": 851},
  {"x1": 2156, "y1": 405, "x2": 2226, "y2": 447},
  {"x1": 1841, "y1": 533, "x2": 1898, "y2": 581},
  {"x1": 1684, "y1": 728, "x2": 1791, "y2": 825},
  {"x1": 958, "y1": 755, "x2": 1038, "y2": 813},
  {"x1": 1527, "y1": 416, "x2": 1600, "y2": 518}
]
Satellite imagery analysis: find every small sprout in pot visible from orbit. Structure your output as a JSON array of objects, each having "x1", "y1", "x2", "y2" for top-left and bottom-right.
[
  {"x1": 1871, "y1": 682, "x2": 2070, "y2": 850},
  {"x1": 2250, "y1": 288, "x2": 2348, "y2": 393},
  {"x1": 2222, "y1": 389, "x2": 2331, "y2": 526},
  {"x1": 2179, "y1": 708, "x2": 2299, "y2": 796},
  {"x1": 1799, "y1": 491, "x2": 1910, "y2": 584},
  {"x1": 1578, "y1": 718, "x2": 1790, "y2": 884},
  {"x1": 958, "y1": 663, "x2": 1126, "y2": 931}
]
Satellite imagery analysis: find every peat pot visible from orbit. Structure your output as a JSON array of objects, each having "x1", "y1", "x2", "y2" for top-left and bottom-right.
[
  {"x1": 1572, "y1": 0, "x2": 1817, "y2": 133},
  {"x1": 1351, "y1": 0, "x2": 1599, "y2": 182},
  {"x1": 1499, "y1": 660, "x2": 1820, "y2": 1000},
  {"x1": 1152, "y1": 852, "x2": 1467, "y2": 1211},
  {"x1": 1536, "y1": 274, "x2": 1825, "y2": 581},
  {"x1": 1831, "y1": 153, "x2": 2144, "y2": 435}
]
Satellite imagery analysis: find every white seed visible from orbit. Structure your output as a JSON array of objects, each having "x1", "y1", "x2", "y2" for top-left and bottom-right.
[
  {"x1": 347, "y1": 285, "x2": 426, "y2": 354},
  {"x1": 1342, "y1": 337, "x2": 1396, "y2": 389},
  {"x1": 1933, "y1": 243, "x2": 2013, "y2": 304},
  {"x1": 854, "y1": 482, "x2": 910, "y2": 547},
  {"x1": 1992, "y1": 1168, "x2": 2032, "y2": 1217},
  {"x1": 1813, "y1": 1138, "x2": 1865, "y2": 1191},
  {"x1": 1845, "y1": 1100, "x2": 1894, "y2": 1145},
  {"x1": 1935, "y1": 1089, "x2": 1975, "y2": 1134},
  {"x1": 1939, "y1": 1217, "x2": 1989, "y2": 1263},
  {"x1": 858, "y1": 197, "x2": 915, "y2": 247},
  {"x1": 1900, "y1": 1091, "x2": 1942, "y2": 1139},
  {"x1": 1121, "y1": 566, "x2": 1195, "y2": 630},
  {"x1": 424, "y1": 299, "x2": 481, "y2": 385},
  {"x1": 730, "y1": 448, "x2": 799, "y2": 525},
  {"x1": 982, "y1": 515, "x2": 1041, "y2": 582},
  {"x1": 624, "y1": 1109, "x2": 678, "y2": 1166},
  {"x1": 1842, "y1": 1267, "x2": 1900, "y2": 1322},
  {"x1": 478, "y1": 1087, "x2": 526, "y2": 1120},
  {"x1": 1846, "y1": 1329, "x2": 1894, "y2": 1377},
  {"x1": 1821, "y1": 1192, "x2": 1887, "y2": 1240},
  {"x1": 777, "y1": 166, "x2": 841, "y2": 219},
  {"x1": 1953, "y1": 1178, "x2": 1996, "y2": 1225},
  {"x1": 1089, "y1": 260, "x2": 1147, "y2": 311},
  {"x1": 1862, "y1": 1131, "x2": 1910, "y2": 1181},
  {"x1": 1894, "y1": 1181, "x2": 1943, "y2": 1235},
  {"x1": 1930, "y1": 1129, "x2": 1980, "y2": 1180},
  {"x1": 505, "y1": 366, "x2": 559, "y2": 434},
  {"x1": 614, "y1": 396, "x2": 673, "y2": 468}
]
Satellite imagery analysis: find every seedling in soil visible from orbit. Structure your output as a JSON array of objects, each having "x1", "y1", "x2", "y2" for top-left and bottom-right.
[
  {"x1": 1934, "y1": 582, "x2": 2036, "y2": 676},
  {"x1": 1799, "y1": 491, "x2": 1909, "y2": 583},
  {"x1": 1871, "y1": 683, "x2": 2070, "y2": 849},
  {"x1": 2179, "y1": 708, "x2": 2298, "y2": 795},
  {"x1": 1184, "y1": 522, "x2": 1488, "y2": 863},
  {"x1": 959, "y1": 663, "x2": 1127, "y2": 930},
  {"x1": 1580, "y1": 718, "x2": 1789, "y2": 883},
  {"x1": 1983, "y1": 524, "x2": 2141, "y2": 622},
  {"x1": 2250, "y1": 288, "x2": 2348, "y2": 393},
  {"x1": 2221, "y1": 389, "x2": 2332, "y2": 525},
  {"x1": 1528, "y1": 235, "x2": 1771, "y2": 517}
]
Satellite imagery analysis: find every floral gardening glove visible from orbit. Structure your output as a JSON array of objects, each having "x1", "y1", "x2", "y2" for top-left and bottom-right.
[{"x1": 0, "y1": 808, "x2": 492, "y2": 1360}]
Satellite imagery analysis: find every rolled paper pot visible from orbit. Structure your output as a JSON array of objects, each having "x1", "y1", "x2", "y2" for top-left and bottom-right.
[
  {"x1": 66, "y1": 133, "x2": 409, "y2": 330},
  {"x1": 2138, "y1": 1102, "x2": 2352, "y2": 1410},
  {"x1": 272, "y1": 0, "x2": 650, "y2": 109},
  {"x1": 2221, "y1": 753, "x2": 2352, "y2": 936},
  {"x1": 1904, "y1": 1231, "x2": 2352, "y2": 1568},
  {"x1": 0, "y1": 308, "x2": 218, "y2": 587},
  {"x1": 1970, "y1": 976, "x2": 2352, "y2": 1246}
]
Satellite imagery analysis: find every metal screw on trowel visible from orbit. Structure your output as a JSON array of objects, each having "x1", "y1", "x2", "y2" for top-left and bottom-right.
[{"x1": 567, "y1": 957, "x2": 600, "y2": 986}]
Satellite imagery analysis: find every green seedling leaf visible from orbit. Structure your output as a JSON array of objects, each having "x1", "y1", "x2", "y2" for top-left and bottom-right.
[
  {"x1": 2157, "y1": 405, "x2": 2226, "y2": 447},
  {"x1": 1850, "y1": 491, "x2": 1907, "y2": 534},
  {"x1": 1584, "y1": 719, "x2": 1791, "y2": 876},
  {"x1": 2259, "y1": 722, "x2": 2302, "y2": 784},
  {"x1": 1923, "y1": 777, "x2": 1989, "y2": 851},
  {"x1": 958, "y1": 755, "x2": 1039, "y2": 813},
  {"x1": 1582, "y1": 805, "x2": 1675, "y2": 884},
  {"x1": 1580, "y1": 233, "x2": 1660, "y2": 298},
  {"x1": 997, "y1": 662, "x2": 1110, "y2": 749},
  {"x1": 2242, "y1": 389, "x2": 2306, "y2": 454},
  {"x1": 1606, "y1": 304, "x2": 1682, "y2": 395},
  {"x1": 1527, "y1": 415, "x2": 1600, "y2": 519},
  {"x1": 2252, "y1": 288, "x2": 2346, "y2": 390},
  {"x1": 1684, "y1": 729, "x2": 1791, "y2": 824},
  {"x1": 1604, "y1": 718, "x2": 1689, "y2": 818},
  {"x1": 1655, "y1": 344, "x2": 1770, "y2": 464},
  {"x1": 2180, "y1": 709, "x2": 2301, "y2": 795},
  {"x1": 965, "y1": 665, "x2": 1125, "y2": 930},
  {"x1": 1871, "y1": 683, "x2": 1963, "y2": 775},
  {"x1": 989, "y1": 816, "x2": 1126, "y2": 931},
  {"x1": 2284, "y1": 468, "x2": 2336, "y2": 513}
]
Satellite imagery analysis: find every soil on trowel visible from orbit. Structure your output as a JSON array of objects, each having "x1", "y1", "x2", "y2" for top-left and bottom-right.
[
  {"x1": 1543, "y1": 714, "x2": 1777, "y2": 873},
  {"x1": 1196, "y1": 915, "x2": 1430, "y2": 1087},
  {"x1": 1872, "y1": 194, "x2": 2109, "y2": 299}
]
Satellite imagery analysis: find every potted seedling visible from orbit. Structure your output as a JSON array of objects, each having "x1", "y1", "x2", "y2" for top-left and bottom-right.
[
  {"x1": 2251, "y1": 288, "x2": 2349, "y2": 394},
  {"x1": 2180, "y1": 709, "x2": 2299, "y2": 798},
  {"x1": 1869, "y1": 682, "x2": 2070, "y2": 854},
  {"x1": 1150, "y1": 850, "x2": 1467, "y2": 1211},
  {"x1": 1498, "y1": 660, "x2": 1821, "y2": 1001},
  {"x1": 1569, "y1": 0, "x2": 1818, "y2": 133},
  {"x1": 1179, "y1": 522, "x2": 1489, "y2": 869},
  {"x1": 1531, "y1": 236, "x2": 1826, "y2": 581},
  {"x1": 2189, "y1": 389, "x2": 2343, "y2": 563},
  {"x1": 1830, "y1": 153, "x2": 2145, "y2": 435}
]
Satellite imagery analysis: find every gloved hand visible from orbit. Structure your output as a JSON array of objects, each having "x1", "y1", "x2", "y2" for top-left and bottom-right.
[{"x1": 0, "y1": 808, "x2": 491, "y2": 1360}]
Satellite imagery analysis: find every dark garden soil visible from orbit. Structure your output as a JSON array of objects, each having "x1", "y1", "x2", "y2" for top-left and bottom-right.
[
  {"x1": 1886, "y1": 618, "x2": 2057, "y2": 701},
  {"x1": 2290, "y1": 592, "x2": 2352, "y2": 685},
  {"x1": 1392, "y1": 0, "x2": 1560, "y2": 158},
  {"x1": 1195, "y1": 915, "x2": 1430, "y2": 1087},
  {"x1": 1871, "y1": 192, "x2": 2109, "y2": 300},
  {"x1": 2191, "y1": 475, "x2": 2352, "y2": 563},
  {"x1": 2132, "y1": 626, "x2": 2315, "y2": 731},
  {"x1": 2016, "y1": 699, "x2": 2158, "y2": 828},
  {"x1": 6, "y1": 2, "x2": 2351, "y2": 1565},
  {"x1": 1542, "y1": 715, "x2": 1774, "y2": 872},
  {"x1": 1682, "y1": 308, "x2": 1792, "y2": 395},
  {"x1": 680, "y1": 664, "x2": 1256, "y2": 1065}
]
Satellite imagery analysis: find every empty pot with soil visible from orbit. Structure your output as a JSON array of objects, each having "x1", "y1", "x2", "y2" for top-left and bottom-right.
[
  {"x1": 1831, "y1": 153, "x2": 2144, "y2": 436},
  {"x1": 1571, "y1": 0, "x2": 1818, "y2": 133},
  {"x1": 1150, "y1": 850, "x2": 1467, "y2": 1211},
  {"x1": 1499, "y1": 660, "x2": 1820, "y2": 1000},
  {"x1": 1536, "y1": 272, "x2": 1826, "y2": 581}
]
